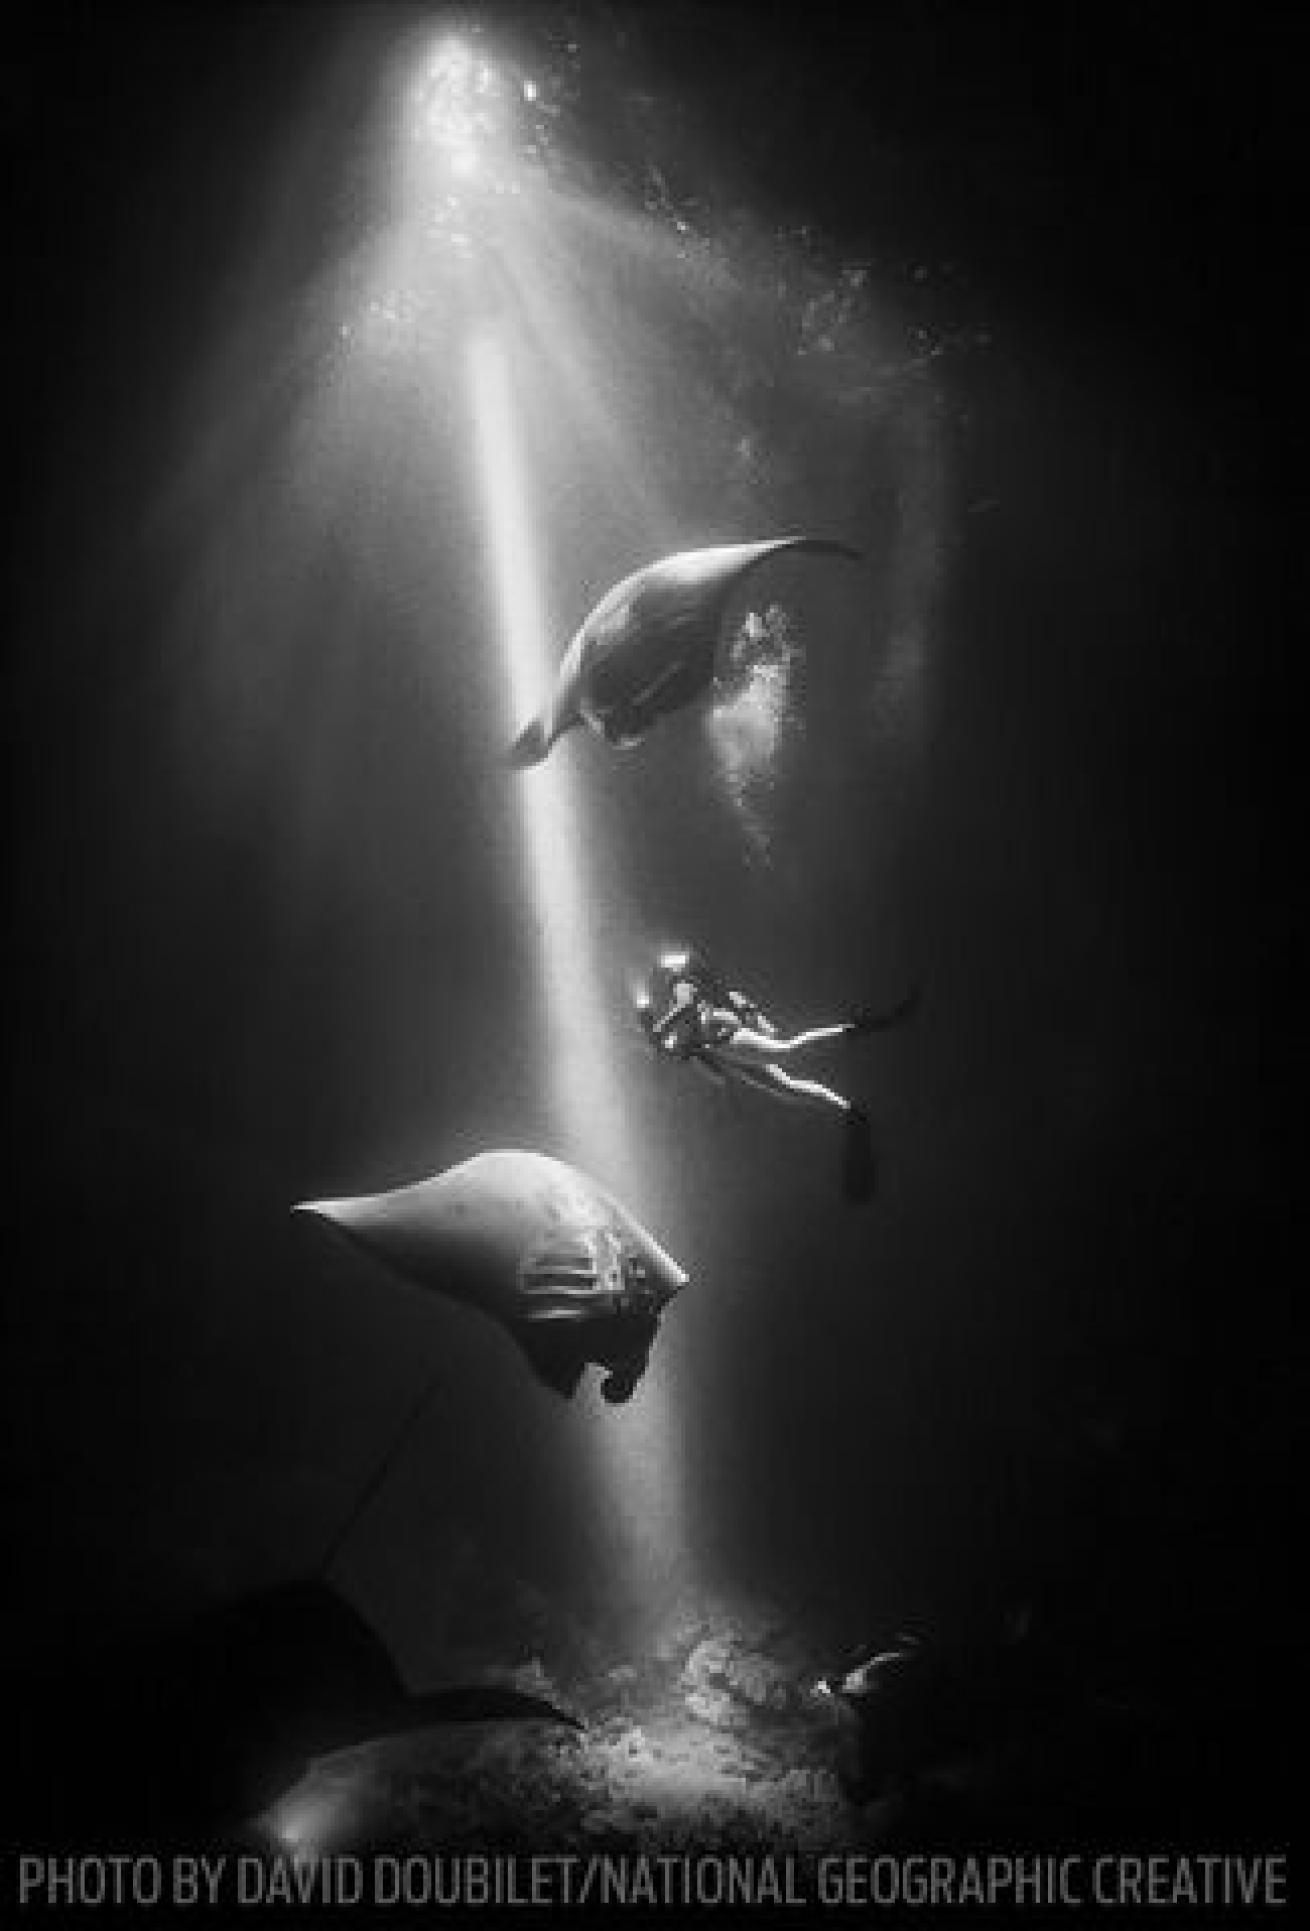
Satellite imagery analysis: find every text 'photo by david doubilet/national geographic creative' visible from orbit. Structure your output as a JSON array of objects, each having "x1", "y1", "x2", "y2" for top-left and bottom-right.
[{"x1": 3, "y1": 0, "x2": 1300, "y2": 1917}]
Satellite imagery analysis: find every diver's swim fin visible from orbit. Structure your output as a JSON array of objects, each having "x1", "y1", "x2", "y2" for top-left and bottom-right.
[
  {"x1": 842, "y1": 1107, "x2": 876, "y2": 1204},
  {"x1": 849, "y1": 982, "x2": 923, "y2": 1035}
]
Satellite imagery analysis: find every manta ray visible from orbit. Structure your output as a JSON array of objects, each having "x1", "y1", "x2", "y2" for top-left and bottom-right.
[
  {"x1": 509, "y1": 536, "x2": 861, "y2": 766},
  {"x1": 296, "y1": 1148, "x2": 687, "y2": 1403}
]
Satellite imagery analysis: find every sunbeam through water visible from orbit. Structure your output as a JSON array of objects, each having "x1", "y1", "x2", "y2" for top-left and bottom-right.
[{"x1": 468, "y1": 326, "x2": 688, "y2": 1613}]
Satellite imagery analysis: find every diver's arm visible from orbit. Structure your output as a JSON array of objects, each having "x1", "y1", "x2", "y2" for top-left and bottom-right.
[
  {"x1": 649, "y1": 985, "x2": 697, "y2": 1045},
  {"x1": 649, "y1": 988, "x2": 703, "y2": 1050}
]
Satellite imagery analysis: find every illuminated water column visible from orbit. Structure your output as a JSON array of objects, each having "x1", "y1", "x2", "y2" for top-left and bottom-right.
[{"x1": 468, "y1": 330, "x2": 687, "y2": 1608}]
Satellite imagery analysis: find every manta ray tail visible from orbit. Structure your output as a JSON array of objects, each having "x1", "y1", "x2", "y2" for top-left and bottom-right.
[
  {"x1": 402, "y1": 1684, "x2": 585, "y2": 1733},
  {"x1": 507, "y1": 719, "x2": 550, "y2": 769}
]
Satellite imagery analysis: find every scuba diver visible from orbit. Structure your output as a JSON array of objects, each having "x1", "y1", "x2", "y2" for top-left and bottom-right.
[{"x1": 633, "y1": 947, "x2": 918, "y2": 1203}]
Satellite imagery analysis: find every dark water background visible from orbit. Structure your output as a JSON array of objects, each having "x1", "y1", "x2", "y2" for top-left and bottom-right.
[{"x1": 3, "y1": 0, "x2": 1300, "y2": 1843}]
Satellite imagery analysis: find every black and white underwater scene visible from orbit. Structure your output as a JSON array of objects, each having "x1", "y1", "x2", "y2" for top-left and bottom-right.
[{"x1": 4, "y1": 0, "x2": 1300, "y2": 1903}]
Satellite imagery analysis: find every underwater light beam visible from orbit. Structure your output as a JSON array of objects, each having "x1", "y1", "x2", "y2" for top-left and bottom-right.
[
  {"x1": 467, "y1": 328, "x2": 687, "y2": 1600},
  {"x1": 467, "y1": 332, "x2": 617, "y2": 1139}
]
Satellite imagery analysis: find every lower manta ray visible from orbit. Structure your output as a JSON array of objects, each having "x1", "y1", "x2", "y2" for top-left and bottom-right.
[{"x1": 295, "y1": 1149, "x2": 687, "y2": 1403}]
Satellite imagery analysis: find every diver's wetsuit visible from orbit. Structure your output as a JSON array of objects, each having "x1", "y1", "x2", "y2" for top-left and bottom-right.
[
  {"x1": 649, "y1": 985, "x2": 854, "y2": 1115},
  {"x1": 641, "y1": 958, "x2": 878, "y2": 1201}
]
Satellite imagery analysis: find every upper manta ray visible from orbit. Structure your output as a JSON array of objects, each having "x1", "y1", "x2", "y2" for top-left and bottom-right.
[{"x1": 508, "y1": 536, "x2": 862, "y2": 767}]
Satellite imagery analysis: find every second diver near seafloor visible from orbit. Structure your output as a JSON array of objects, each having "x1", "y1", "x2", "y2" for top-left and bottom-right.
[{"x1": 633, "y1": 947, "x2": 919, "y2": 1204}]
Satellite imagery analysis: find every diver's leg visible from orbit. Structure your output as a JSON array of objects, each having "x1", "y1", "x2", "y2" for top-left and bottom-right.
[
  {"x1": 721, "y1": 1022, "x2": 854, "y2": 1070},
  {"x1": 747, "y1": 1065, "x2": 852, "y2": 1115},
  {"x1": 774, "y1": 1023, "x2": 858, "y2": 1053},
  {"x1": 745, "y1": 1065, "x2": 877, "y2": 1203},
  {"x1": 738, "y1": 985, "x2": 922, "y2": 1054}
]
